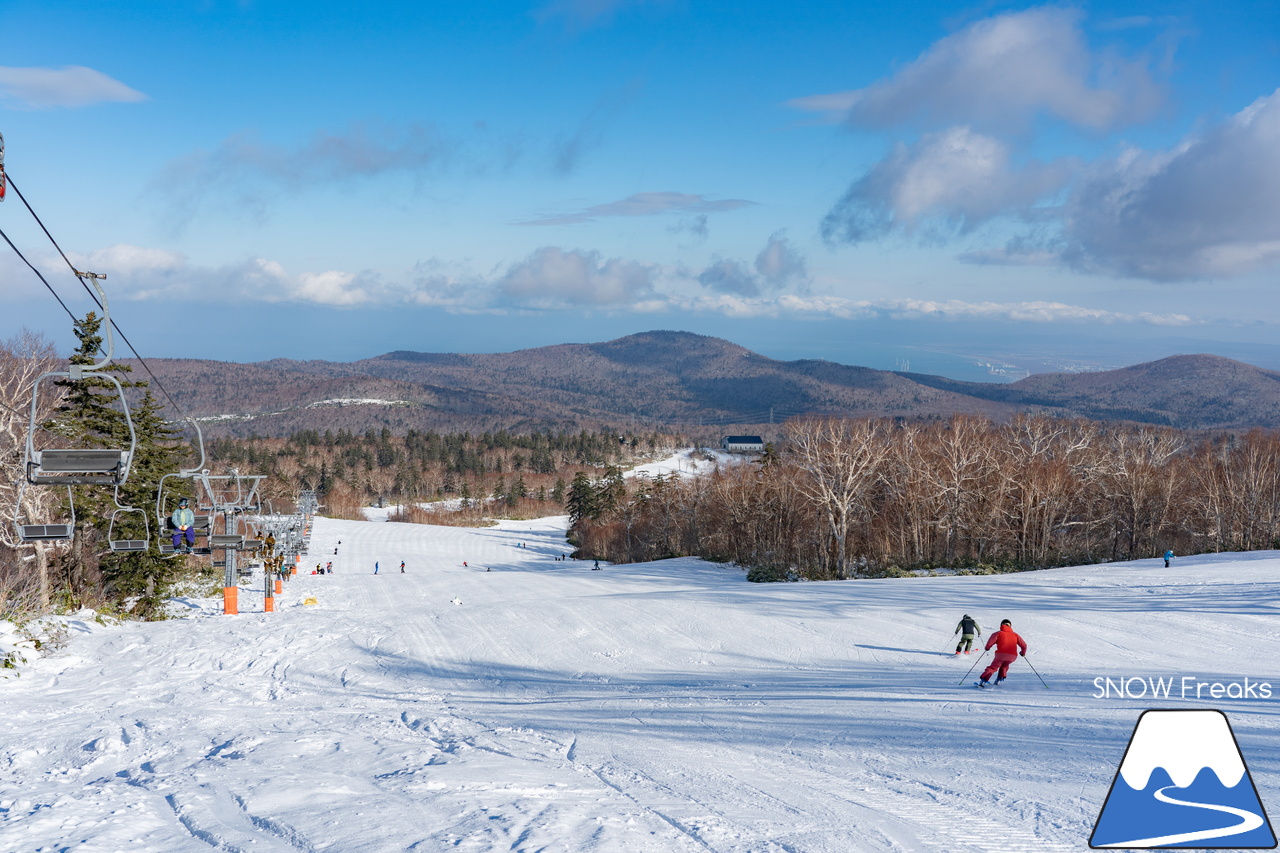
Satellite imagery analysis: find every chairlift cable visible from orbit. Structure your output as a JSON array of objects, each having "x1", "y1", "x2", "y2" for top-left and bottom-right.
[
  {"x1": 0, "y1": 224, "x2": 82, "y2": 328},
  {"x1": 0, "y1": 220, "x2": 194, "y2": 448},
  {"x1": 6, "y1": 172, "x2": 191, "y2": 422}
]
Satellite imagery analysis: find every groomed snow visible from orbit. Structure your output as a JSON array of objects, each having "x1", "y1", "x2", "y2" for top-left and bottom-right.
[
  {"x1": 3, "y1": 514, "x2": 1279, "y2": 852},
  {"x1": 625, "y1": 448, "x2": 740, "y2": 480}
]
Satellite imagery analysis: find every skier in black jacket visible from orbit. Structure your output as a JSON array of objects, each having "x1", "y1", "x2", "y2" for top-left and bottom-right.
[{"x1": 954, "y1": 614, "x2": 982, "y2": 655}]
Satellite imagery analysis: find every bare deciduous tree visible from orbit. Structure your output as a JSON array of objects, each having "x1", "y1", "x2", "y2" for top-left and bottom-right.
[
  {"x1": 0, "y1": 330, "x2": 66, "y2": 612},
  {"x1": 786, "y1": 418, "x2": 887, "y2": 578}
]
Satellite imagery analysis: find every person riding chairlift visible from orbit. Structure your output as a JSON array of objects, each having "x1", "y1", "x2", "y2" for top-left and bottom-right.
[{"x1": 171, "y1": 498, "x2": 196, "y2": 554}]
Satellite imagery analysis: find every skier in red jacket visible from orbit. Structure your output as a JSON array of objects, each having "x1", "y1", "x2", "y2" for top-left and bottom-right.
[{"x1": 978, "y1": 619, "x2": 1027, "y2": 688}]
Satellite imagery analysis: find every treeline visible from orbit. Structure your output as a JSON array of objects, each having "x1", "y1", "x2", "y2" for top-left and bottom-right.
[
  {"x1": 573, "y1": 416, "x2": 1280, "y2": 579},
  {"x1": 209, "y1": 427, "x2": 684, "y2": 520}
]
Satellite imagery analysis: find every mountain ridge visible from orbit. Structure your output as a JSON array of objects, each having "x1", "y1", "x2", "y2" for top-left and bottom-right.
[{"x1": 124, "y1": 331, "x2": 1280, "y2": 436}]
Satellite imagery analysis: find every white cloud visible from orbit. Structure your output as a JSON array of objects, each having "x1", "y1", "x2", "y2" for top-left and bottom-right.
[
  {"x1": 822, "y1": 127, "x2": 1069, "y2": 243},
  {"x1": 45, "y1": 242, "x2": 1202, "y2": 327},
  {"x1": 151, "y1": 123, "x2": 459, "y2": 228},
  {"x1": 66, "y1": 245, "x2": 382, "y2": 307},
  {"x1": 698, "y1": 259, "x2": 759, "y2": 297},
  {"x1": 789, "y1": 6, "x2": 1162, "y2": 132},
  {"x1": 0, "y1": 65, "x2": 146, "y2": 109},
  {"x1": 822, "y1": 84, "x2": 1280, "y2": 282},
  {"x1": 497, "y1": 247, "x2": 654, "y2": 307},
  {"x1": 755, "y1": 232, "x2": 809, "y2": 290},
  {"x1": 696, "y1": 233, "x2": 811, "y2": 297},
  {"x1": 664, "y1": 293, "x2": 1193, "y2": 325},
  {"x1": 1061, "y1": 89, "x2": 1280, "y2": 280},
  {"x1": 78, "y1": 244, "x2": 185, "y2": 274}
]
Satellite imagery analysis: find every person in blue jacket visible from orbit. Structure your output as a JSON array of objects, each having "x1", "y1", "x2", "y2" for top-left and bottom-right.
[
  {"x1": 1164, "y1": 549, "x2": 1174, "y2": 568},
  {"x1": 171, "y1": 497, "x2": 196, "y2": 553}
]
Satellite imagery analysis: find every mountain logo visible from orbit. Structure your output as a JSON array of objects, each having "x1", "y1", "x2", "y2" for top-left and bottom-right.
[{"x1": 1091, "y1": 709, "x2": 1276, "y2": 849}]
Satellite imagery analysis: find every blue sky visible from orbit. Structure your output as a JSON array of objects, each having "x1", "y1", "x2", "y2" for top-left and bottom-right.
[{"x1": 1, "y1": 0, "x2": 1279, "y2": 379}]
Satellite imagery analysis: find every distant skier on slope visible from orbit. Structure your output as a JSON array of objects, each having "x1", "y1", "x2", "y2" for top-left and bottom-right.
[
  {"x1": 1164, "y1": 549, "x2": 1174, "y2": 568},
  {"x1": 953, "y1": 614, "x2": 981, "y2": 655},
  {"x1": 374, "y1": 562, "x2": 379, "y2": 575},
  {"x1": 400, "y1": 560, "x2": 405, "y2": 573},
  {"x1": 977, "y1": 619, "x2": 1027, "y2": 688}
]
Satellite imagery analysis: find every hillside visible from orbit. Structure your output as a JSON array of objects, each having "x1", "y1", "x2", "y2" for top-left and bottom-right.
[
  {"x1": 907, "y1": 353, "x2": 1280, "y2": 429},
  {"x1": 126, "y1": 332, "x2": 1280, "y2": 435},
  {"x1": 3, "y1": 511, "x2": 1278, "y2": 850}
]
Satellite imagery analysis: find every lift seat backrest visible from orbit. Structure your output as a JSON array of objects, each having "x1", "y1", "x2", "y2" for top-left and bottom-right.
[
  {"x1": 28, "y1": 449, "x2": 129, "y2": 485},
  {"x1": 209, "y1": 534, "x2": 245, "y2": 549},
  {"x1": 109, "y1": 539, "x2": 149, "y2": 552},
  {"x1": 20, "y1": 524, "x2": 73, "y2": 541},
  {"x1": 164, "y1": 515, "x2": 210, "y2": 531}
]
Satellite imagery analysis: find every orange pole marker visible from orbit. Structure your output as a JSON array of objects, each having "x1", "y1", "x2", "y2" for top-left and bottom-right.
[
  {"x1": 264, "y1": 596, "x2": 275, "y2": 613},
  {"x1": 275, "y1": 578, "x2": 283, "y2": 594},
  {"x1": 223, "y1": 586, "x2": 239, "y2": 615}
]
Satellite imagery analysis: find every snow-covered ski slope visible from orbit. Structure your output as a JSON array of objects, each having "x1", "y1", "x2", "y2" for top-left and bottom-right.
[{"x1": 4, "y1": 514, "x2": 1280, "y2": 852}]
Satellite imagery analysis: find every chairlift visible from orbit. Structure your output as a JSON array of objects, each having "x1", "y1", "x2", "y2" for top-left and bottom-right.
[
  {"x1": 158, "y1": 509, "x2": 212, "y2": 557},
  {"x1": 155, "y1": 419, "x2": 205, "y2": 524},
  {"x1": 195, "y1": 469, "x2": 264, "y2": 515},
  {"x1": 23, "y1": 274, "x2": 137, "y2": 486},
  {"x1": 107, "y1": 488, "x2": 150, "y2": 553},
  {"x1": 155, "y1": 419, "x2": 211, "y2": 557},
  {"x1": 14, "y1": 481, "x2": 75, "y2": 542}
]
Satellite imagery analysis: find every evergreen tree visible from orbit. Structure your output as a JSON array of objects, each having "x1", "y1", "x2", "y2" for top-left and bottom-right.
[
  {"x1": 566, "y1": 472, "x2": 597, "y2": 523},
  {"x1": 47, "y1": 312, "x2": 140, "y2": 605},
  {"x1": 49, "y1": 312, "x2": 137, "y2": 452},
  {"x1": 596, "y1": 466, "x2": 626, "y2": 517},
  {"x1": 757, "y1": 442, "x2": 780, "y2": 468},
  {"x1": 97, "y1": 392, "x2": 189, "y2": 614}
]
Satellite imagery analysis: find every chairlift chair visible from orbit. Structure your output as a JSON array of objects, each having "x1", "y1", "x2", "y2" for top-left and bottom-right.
[
  {"x1": 107, "y1": 488, "x2": 150, "y2": 553},
  {"x1": 155, "y1": 419, "x2": 210, "y2": 557},
  {"x1": 14, "y1": 482, "x2": 75, "y2": 542},
  {"x1": 23, "y1": 275, "x2": 137, "y2": 487}
]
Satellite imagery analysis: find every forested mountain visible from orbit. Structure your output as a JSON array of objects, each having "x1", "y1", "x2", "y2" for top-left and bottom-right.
[
  {"x1": 126, "y1": 331, "x2": 1280, "y2": 435},
  {"x1": 905, "y1": 354, "x2": 1280, "y2": 429}
]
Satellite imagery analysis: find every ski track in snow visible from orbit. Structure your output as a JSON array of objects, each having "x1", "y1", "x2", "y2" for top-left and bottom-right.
[{"x1": 2, "y1": 515, "x2": 1279, "y2": 852}]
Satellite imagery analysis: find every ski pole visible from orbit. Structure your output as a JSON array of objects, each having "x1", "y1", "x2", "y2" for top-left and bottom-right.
[
  {"x1": 959, "y1": 649, "x2": 989, "y2": 686},
  {"x1": 1022, "y1": 654, "x2": 1050, "y2": 689}
]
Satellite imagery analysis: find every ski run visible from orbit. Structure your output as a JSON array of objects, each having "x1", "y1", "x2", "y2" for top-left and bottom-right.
[{"x1": 4, "y1": 501, "x2": 1280, "y2": 850}]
